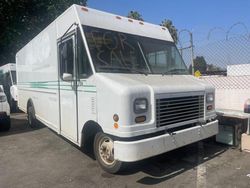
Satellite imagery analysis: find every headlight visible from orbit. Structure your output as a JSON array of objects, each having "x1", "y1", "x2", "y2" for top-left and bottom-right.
[
  {"x1": 0, "y1": 95, "x2": 7, "y2": 102},
  {"x1": 206, "y1": 93, "x2": 214, "y2": 103},
  {"x1": 134, "y1": 98, "x2": 148, "y2": 114}
]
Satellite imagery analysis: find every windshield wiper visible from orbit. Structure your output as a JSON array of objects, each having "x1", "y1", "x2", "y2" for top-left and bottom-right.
[
  {"x1": 98, "y1": 66, "x2": 148, "y2": 75},
  {"x1": 137, "y1": 42, "x2": 151, "y2": 74},
  {"x1": 162, "y1": 68, "x2": 188, "y2": 75},
  {"x1": 124, "y1": 67, "x2": 148, "y2": 75}
]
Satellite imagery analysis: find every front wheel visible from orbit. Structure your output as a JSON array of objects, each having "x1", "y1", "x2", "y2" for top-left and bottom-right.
[{"x1": 94, "y1": 132, "x2": 123, "y2": 174}]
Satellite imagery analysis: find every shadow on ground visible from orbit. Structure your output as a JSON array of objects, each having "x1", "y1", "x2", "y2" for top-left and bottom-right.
[
  {"x1": 117, "y1": 139, "x2": 229, "y2": 186},
  {"x1": 0, "y1": 113, "x2": 44, "y2": 137}
]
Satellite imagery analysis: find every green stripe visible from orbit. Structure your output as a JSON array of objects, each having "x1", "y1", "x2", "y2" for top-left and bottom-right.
[
  {"x1": 80, "y1": 85, "x2": 96, "y2": 87},
  {"x1": 18, "y1": 81, "x2": 58, "y2": 84},
  {"x1": 18, "y1": 81, "x2": 96, "y2": 88},
  {"x1": 78, "y1": 90, "x2": 96, "y2": 93},
  {"x1": 19, "y1": 85, "x2": 96, "y2": 93}
]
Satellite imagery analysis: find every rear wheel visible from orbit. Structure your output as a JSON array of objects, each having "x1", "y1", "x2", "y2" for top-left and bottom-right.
[
  {"x1": 27, "y1": 105, "x2": 38, "y2": 128},
  {"x1": 94, "y1": 132, "x2": 123, "y2": 174}
]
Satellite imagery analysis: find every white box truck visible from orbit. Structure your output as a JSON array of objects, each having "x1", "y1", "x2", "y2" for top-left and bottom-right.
[
  {"x1": 0, "y1": 63, "x2": 18, "y2": 112},
  {"x1": 16, "y1": 5, "x2": 218, "y2": 173}
]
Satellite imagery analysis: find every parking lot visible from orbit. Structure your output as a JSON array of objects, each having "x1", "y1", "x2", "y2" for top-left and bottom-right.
[{"x1": 0, "y1": 113, "x2": 250, "y2": 188}]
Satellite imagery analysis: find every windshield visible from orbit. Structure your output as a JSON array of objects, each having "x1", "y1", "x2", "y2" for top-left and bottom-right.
[{"x1": 83, "y1": 25, "x2": 188, "y2": 75}]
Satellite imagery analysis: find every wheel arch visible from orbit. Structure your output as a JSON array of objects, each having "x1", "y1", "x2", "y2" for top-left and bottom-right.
[{"x1": 80, "y1": 120, "x2": 103, "y2": 152}]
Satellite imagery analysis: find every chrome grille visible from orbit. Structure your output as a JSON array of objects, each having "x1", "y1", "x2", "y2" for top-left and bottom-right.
[{"x1": 156, "y1": 95, "x2": 204, "y2": 127}]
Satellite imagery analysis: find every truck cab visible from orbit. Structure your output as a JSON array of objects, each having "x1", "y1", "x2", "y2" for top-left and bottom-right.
[{"x1": 76, "y1": 24, "x2": 218, "y2": 173}]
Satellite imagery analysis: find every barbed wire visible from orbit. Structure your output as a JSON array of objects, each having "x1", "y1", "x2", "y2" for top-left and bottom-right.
[
  {"x1": 226, "y1": 22, "x2": 249, "y2": 40},
  {"x1": 207, "y1": 27, "x2": 226, "y2": 41}
]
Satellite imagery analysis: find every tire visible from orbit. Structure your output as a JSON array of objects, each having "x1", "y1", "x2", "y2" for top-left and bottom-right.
[
  {"x1": 94, "y1": 132, "x2": 123, "y2": 174},
  {"x1": 1, "y1": 117, "x2": 10, "y2": 131},
  {"x1": 27, "y1": 104, "x2": 38, "y2": 128}
]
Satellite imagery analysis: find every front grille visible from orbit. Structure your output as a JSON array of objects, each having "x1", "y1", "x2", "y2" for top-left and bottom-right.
[{"x1": 156, "y1": 95, "x2": 204, "y2": 127}]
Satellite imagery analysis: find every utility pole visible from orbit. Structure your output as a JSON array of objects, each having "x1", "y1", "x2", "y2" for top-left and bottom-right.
[
  {"x1": 178, "y1": 29, "x2": 195, "y2": 75},
  {"x1": 190, "y1": 32, "x2": 195, "y2": 75}
]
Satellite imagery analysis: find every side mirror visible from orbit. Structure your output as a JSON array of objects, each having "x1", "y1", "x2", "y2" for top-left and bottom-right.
[{"x1": 62, "y1": 73, "x2": 73, "y2": 81}]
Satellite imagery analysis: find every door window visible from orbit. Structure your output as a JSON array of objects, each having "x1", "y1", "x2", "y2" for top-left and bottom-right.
[{"x1": 59, "y1": 38, "x2": 74, "y2": 78}]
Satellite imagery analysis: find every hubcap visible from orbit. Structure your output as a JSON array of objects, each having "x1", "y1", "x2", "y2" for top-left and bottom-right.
[{"x1": 99, "y1": 137, "x2": 115, "y2": 165}]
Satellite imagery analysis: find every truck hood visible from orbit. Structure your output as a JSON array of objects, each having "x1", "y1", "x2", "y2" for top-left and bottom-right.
[{"x1": 96, "y1": 73, "x2": 213, "y2": 94}]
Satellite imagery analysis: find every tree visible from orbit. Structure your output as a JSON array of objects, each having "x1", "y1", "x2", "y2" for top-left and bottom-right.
[
  {"x1": 160, "y1": 19, "x2": 178, "y2": 43},
  {"x1": 189, "y1": 56, "x2": 226, "y2": 75},
  {"x1": 207, "y1": 64, "x2": 223, "y2": 72},
  {"x1": 127, "y1": 11, "x2": 144, "y2": 21},
  {"x1": 206, "y1": 63, "x2": 226, "y2": 75},
  {"x1": 0, "y1": 0, "x2": 87, "y2": 64},
  {"x1": 189, "y1": 56, "x2": 207, "y2": 74}
]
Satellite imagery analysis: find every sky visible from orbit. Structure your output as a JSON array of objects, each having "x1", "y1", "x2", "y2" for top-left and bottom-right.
[{"x1": 88, "y1": 0, "x2": 250, "y2": 46}]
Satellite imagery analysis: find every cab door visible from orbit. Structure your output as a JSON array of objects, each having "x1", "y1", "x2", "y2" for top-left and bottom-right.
[{"x1": 58, "y1": 34, "x2": 78, "y2": 142}]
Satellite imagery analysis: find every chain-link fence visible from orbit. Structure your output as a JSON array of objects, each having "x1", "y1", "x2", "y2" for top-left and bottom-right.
[
  {"x1": 180, "y1": 34, "x2": 250, "y2": 89},
  {"x1": 179, "y1": 33, "x2": 250, "y2": 110}
]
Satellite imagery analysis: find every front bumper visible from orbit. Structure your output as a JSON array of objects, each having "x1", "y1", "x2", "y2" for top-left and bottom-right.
[{"x1": 114, "y1": 120, "x2": 218, "y2": 162}]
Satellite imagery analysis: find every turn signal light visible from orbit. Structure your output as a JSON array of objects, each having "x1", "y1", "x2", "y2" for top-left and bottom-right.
[
  {"x1": 114, "y1": 123, "x2": 119, "y2": 129},
  {"x1": 207, "y1": 105, "x2": 213, "y2": 111},
  {"x1": 135, "y1": 116, "x2": 146, "y2": 123}
]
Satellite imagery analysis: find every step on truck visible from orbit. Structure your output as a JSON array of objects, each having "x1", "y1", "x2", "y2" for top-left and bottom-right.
[{"x1": 16, "y1": 5, "x2": 218, "y2": 173}]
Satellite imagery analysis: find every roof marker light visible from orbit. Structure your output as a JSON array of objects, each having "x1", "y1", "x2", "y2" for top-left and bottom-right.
[
  {"x1": 128, "y1": 19, "x2": 133, "y2": 23},
  {"x1": 162, "y1": 27, "x2": 166, "y2": 30},
  {"x1": 81, "y1": 7, "x2": 88, "y2": 12},
  {"x1": 116, "y1": 16, "x2": 122, "y2": 20},
  {"x1": 139, "y1": 22, "x2": 144, "y2": 25}
]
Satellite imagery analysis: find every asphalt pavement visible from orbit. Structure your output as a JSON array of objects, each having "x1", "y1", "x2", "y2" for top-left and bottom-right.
[{"x1": 1, "y1": 113, "x2": 250, "y2": 188}]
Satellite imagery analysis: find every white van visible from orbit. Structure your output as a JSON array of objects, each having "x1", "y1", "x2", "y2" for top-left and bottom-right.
[
  {"x1": 16, "y1": 5, "x2": 218, "y2": 173},
  {"x1": 0, "y1": 63, "x2": 18, "y2": 112}
]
